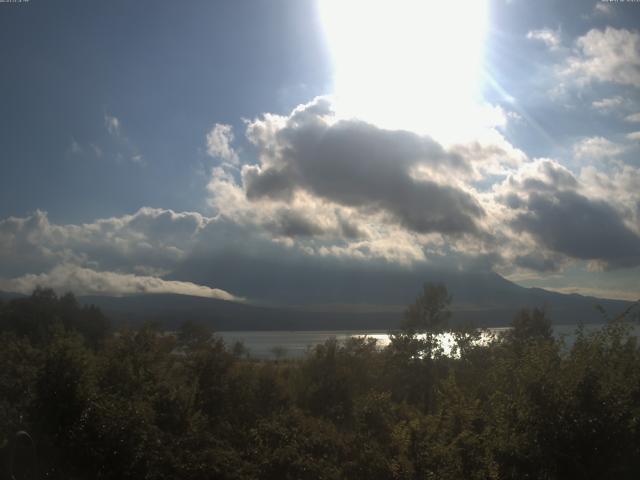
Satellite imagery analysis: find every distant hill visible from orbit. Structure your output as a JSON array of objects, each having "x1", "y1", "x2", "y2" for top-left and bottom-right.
[
  {"x1": 2, "y1": 271, "x2": 634, "y2": 330},
  {"x1": 168, "y1": 255, "x2": 636, "y2": 322},
  {"x1": 77, "y1": 288, "x2": 633, "y2": 332},
  {"x1": 0, "y1": 291, "x2": 26, "y2": 301},
  {"x1": 77, "y1": 293, "x2": 399, "y2": 330}
]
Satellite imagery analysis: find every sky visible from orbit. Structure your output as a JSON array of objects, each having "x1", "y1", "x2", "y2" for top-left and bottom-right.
[{"x1": 1, "y1": 0, "x2": 639, "y2": 303}]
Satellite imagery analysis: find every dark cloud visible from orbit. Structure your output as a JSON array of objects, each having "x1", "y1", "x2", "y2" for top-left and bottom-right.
[
  {"x1": 268, "y1": 210, "x2": 325, "y2": 238},
  {"x1": 512, "y1": 190, "x2": 640, "y2": 268},
  {"x1": 514, "y1": 253, "x2": 563, "y2": 273},
  {"x1": 338, "y1": 216, "x2": 367, "y2": 240},
  {"x1": 244, "y1": 99, "x2": 483, "y2": 236},
  {"x1": 245, "y1": 166, "x2": 294, "y2": 201}
]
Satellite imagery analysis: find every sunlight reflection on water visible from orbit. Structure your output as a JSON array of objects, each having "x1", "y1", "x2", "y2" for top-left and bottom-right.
[{"x1": 218, "y1": 324, "x2": 640, "y2": 359}]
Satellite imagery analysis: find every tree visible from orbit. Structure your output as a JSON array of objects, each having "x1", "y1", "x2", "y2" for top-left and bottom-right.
[
  {"x1": 401, "y1": 283, "x2": 452, "y2": 335},
  {"x1": 506, "y1": 307, "x2": 552, "y2": 345},
  {"x1": 177, "y1": 320, "x2": 212, "y2": 350}
]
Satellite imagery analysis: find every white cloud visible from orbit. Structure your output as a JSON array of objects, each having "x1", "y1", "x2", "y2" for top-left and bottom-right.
[
  {"x1": 625, "y1": 113, "x2": 640, "y2": 123},
  {"x1": 527, "y1": 28, "x2": 561, "y2": 50},
  {"x1": 573, "y1": 136, "x2": 624, "y2": 160},
  {"x1": 564, "y1": 27, "x2": 640, "y2": 87},
  {"x1": 627, "y1": 131, "x2": 640, "y2": 141},
  {"x1": 206, "y1": 123, "x2": 239, "y2": 164},
  {"x1": 69, "y1": 138, "x2": 83, "y2": 154},
  {"x1": 0, "y1": 264, "x2": 239, "y2": 301},
  {"x1": 593, "y1": 2, "x2": 615, "y2": 17},
  {"x1": 90, "y1": 144, "x2": 103, "y2": 157},
  {"x1": 579, "y1": 161, "x2": 640, "y2": 233},
  {"x1": 104, "y1": 114, "x2": 121, "y2": 136},
  {"x1": 0, "y1": 207, "x2": 212, "y2": 278},
  {"x1": 592, "y1": 96, "x2": 624, "y2": 111},
  {"x1": 103, "y1": 113, "x2": 144, "y2": 164}
]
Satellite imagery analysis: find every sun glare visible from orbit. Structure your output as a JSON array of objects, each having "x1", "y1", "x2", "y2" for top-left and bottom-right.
[{"x1": 319, "y1": 0, "x2": 489, "y2": 143}]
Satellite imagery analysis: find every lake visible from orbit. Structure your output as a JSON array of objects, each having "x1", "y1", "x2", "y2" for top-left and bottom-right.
[{"x1": 216, "y1": 324, "x2": 636, "y2": 359}]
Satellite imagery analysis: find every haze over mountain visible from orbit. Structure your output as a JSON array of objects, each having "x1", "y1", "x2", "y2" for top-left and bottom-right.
[{"x1": 75, "y1": 269, "x2": 632, "y2": 330}]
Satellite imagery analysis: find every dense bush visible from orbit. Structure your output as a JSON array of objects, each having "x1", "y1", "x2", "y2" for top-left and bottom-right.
[{"x1": 1, "y1": 287, "x2": 639, "y2": 479}]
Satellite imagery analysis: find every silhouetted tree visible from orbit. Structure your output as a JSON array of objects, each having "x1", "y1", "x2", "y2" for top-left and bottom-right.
[{"x1": 401, "y1": 282, "x2": 452, "y2": 335}]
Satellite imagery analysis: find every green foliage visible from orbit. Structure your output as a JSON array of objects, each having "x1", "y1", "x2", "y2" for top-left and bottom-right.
[
  {"x1": 505, "y1": 307, "x2": 553, "y2": 346},
  {"x1": 401, "y1": 282, "x2": 452, "y2": 335},
  {"x1": 0, "y1": 287, "x2": 110, "y2": 348},
  {"x1": 1, "y1": 288, "x2": 640, "y2": 479}
]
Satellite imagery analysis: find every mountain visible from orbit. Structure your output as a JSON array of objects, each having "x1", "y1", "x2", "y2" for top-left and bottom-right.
[
  {"x1": 168, "y1": 253, "x2": 635, "y2": 315},
  {"x1": 2, "y1": 269, "x2": 634, "y2": 330},
  {"x1": 76, "y1": 275, "x2": 634, "y2": 331},
  {"x1": 0, "y1": 291, "x2": 26, "y2": 301}
]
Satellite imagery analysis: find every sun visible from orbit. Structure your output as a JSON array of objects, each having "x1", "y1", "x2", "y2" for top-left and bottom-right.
[{"x1": 319, "y1": 0, "x2": 489, "y2": 144}]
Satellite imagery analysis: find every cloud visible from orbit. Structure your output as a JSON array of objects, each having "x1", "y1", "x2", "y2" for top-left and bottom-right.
[
  {"x1": 206, "y1": 123, "x2": 239, "y2": 164},
  {"x1": 200, "y1": 98, "x2": 513, "y2": 268},
  {"x1": 527, "y1": 28, "x2": 561, "y2": 50},
  {"x1": 545, "y1": 286, "x2": 637, "y2": 302},
  {"x1": 495, "y1": 159, "x2": 640, "y2": 270},
  {"x1": 0, "y1": 264, "x2": 239, "y2": 301},
  {"x1": 240, "y1": 98, "x2": 485, "y2": 236},
  {"x1": 627, "y1": 131, "x2": 640, "y2": 141},
  {"x1": 201, "y1": 98, "x2": 640, "y2": 278},
  {"x1": 625, "y1": 113, "x2": 640, "y2": 123},
  {"x1": 104, "y1": 113, "x2": 144, "y2": 164},
  {"x1": 104, "y1": 114, "x2": 121, "y2": 136},
  {"x1": 573, "y1": 136, "x2": 624, "y2": 160},
  {"x1": 579, "y1": 161, "x2": 640, "y2": 228},
  {"x1": 69, "y1": 138, "x2": 83, "y2": 154},
  {"x1": 563, "y1": 27, "x2": 640, "y2": 87},
  {"x1": 592, "y1": 96, "x2": 624, "y2": 111},
  {"x1": 593, "y1": 2, "x2": 615, "y2": 17},
  {"x1": 0, "y1": 207, "x2": 212, "y2": 278},
  {"x1": 511, "y1": 190, "x2": 640, "y2": 268},
  {"x1": 0, "y1": 209, "x2": 242, "y2": 300}
]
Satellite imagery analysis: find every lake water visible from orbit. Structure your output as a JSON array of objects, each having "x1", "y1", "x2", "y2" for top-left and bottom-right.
[{"x1": 217, "y1": 324, "x2": 635, "y2": 359}]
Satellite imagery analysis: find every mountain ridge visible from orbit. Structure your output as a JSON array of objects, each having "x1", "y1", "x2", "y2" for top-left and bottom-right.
[{"x1": 2, "y1": 272, "x2": 634, "y2": 330}]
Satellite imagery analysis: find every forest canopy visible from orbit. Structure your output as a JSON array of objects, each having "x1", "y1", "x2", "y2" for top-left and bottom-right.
[{"x1": 1, "y1": 286, "x2": 640, "y2": 479}]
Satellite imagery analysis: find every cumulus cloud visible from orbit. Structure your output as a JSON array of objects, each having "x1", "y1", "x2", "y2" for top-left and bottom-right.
[
  {"x1": 626, "y1": 113, "x2": 640, "y2": 123},
  {"x1": 0, "y1": 207, "x2": 211, "y2": 278},
  {"x1": 563, "y1": 27, "x2": 640, "y2": 87},
  {"x1": 511, "y1": 190, "x2": 640, "y2": 269},
  {"x1": 197, "y1": 98, "x2": 531, "y2": 269},
  {"x1": 627, "y1": 131, "x2": 640, "y2": 141},
  {"x1": 579, "y1": 161, "x2": 640, "y2": 229},
  {"x1": 495, "y1": 159, "x2": 640, "y2": 270},
  {"x1": 0, "y1": 264, "x2": 239, "y2": 301},
  {"x1": 527, "y1": 28, "x2": 561, "y2": 50},
  {"x1": 200, "y1": 97, "x2": 640, "y2": 277},
  {"x1": 206, "y1": 123, "x2": 239, "y2": 164},
  {"x1": 592, "y1": 96, "x2": 624, "y2": 111},
  {"x1": 573, "y1": 136, "x2": 624, "y2": 160},
  {"x1": 240, "y1": 98, "x2": 485, "y2": 236}
]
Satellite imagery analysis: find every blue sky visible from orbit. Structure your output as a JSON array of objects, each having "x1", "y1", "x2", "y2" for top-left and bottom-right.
[
  {"x1": 1, "y1": 0, "x2": 331, "y2": 222},
  {"x1": 1, "y1": 0, "x2": 639, "y2": 303}
]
